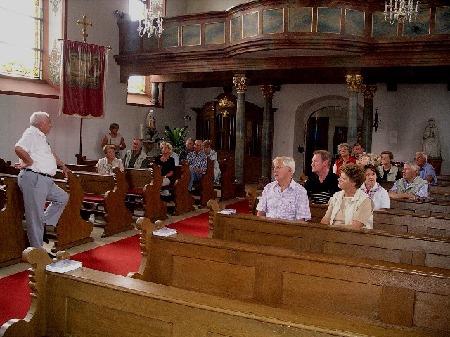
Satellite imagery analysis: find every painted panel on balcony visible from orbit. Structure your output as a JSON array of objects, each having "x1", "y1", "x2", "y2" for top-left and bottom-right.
[
  {"x1": 230, "y1": 16, "x2": 242, "y2": 42},
  {"x1": 243, "y1": 11, "x2": 259, "y2": 38},
  {"x1": 263, "y1": 8, "x2": 284, "y2": 34},
  {"x1": 403, "y1": 8, "x2": 430, "y2": 36},
  {"x1": 288, "y1": 7, "x2": 312, "y2": 33},
  {"x1": 205, "y1": 22, "x2": 225, "y2": 45},
  {"x1": 317, "y1": 7, "x2": 341, "y2": 33},
  {"x1": 372, "y1": 12, "x2": 398, "y2": 37},
  {"x1": 182, "y1": 24, "x2": 201, "y2": 46},
  {"x1": 435, "y1": 7, "x2": 450, "y2": 34},
  {"x1": 345, "y1": 8, "x2": 364, "y2": 36},
  {"x1": 142, "y1": 35, "x2": 159, "y2": 50},
  {"x1": 161, "y1": 26, "x2": 179, "y2": 47}
]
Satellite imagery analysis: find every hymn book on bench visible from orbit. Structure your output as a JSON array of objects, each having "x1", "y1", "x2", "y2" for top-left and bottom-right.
[{"x1": 46, "y1": 259, "x2": 82, "y2": 273}]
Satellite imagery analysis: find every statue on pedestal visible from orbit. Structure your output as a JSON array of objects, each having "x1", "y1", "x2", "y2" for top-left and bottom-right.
[{"x1": 422, "y1": 118, "x2": 441, "y2": 159}]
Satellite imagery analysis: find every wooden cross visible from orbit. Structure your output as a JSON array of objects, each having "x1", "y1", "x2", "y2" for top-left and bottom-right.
[{"x1": 77, "y1": 15, "x2": 93, "y2": 43}]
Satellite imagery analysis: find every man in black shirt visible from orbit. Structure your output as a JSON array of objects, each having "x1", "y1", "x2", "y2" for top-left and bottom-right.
[{"x1": 304, "y1": 150, "x2": 340, "y2": 204}]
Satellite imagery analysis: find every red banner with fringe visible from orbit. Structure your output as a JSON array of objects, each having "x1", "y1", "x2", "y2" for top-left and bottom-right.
[{"x1": 59, "y1": 40, "x2": 107, "y2": 117}]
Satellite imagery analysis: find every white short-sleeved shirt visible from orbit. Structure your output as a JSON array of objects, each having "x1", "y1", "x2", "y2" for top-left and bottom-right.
[
  {"x1": 256, "y1": 180, "x2": 311, "y2": 221},
  {"x1": 15, "y1": 126, "x2": 57, "y2": 176}
]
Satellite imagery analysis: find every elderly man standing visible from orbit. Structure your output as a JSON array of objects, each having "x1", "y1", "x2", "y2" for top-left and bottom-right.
[
  {"x1": 123, "y1": 138, "x2": 149, "y2": 169},
  {"x1": 186, "y1": 139, "x2": 207, "y2": 191},
  {"x1": 304, "y1": 150, "x2": 339, "y2": 204},
  {"x1": 257, "y1": 156, "x2": 311, "y2": 221},
  {"x1": 415, "y1": 151, "x2": 437, "y2": 185},
  {"x1": 15, "y1": 111, "x2": 69, "y2": 254},
  {"x1": 389, "y1": 162, "x2": 428, "y2": 200}
]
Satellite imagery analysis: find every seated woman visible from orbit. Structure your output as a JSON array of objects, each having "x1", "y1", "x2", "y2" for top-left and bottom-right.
[
  {"x1": 321, "y1": 163, "x2": 373, "y2": 229},
  {"x1": 97, "y1": 145, "x2": 124, "y2": 175},
  {"x1": 155, "y1": 141, "x2": 175, "y2": 188},
  {"x1": 332, "y1": 143, "x2": 356, "y2": 176},
  {"x1": 360, "y1": 164, "x2": 390, "y2": 210},
  {"x1": 377, "y1": 151, "x2": 401, "y2": 181},
  {"x1": 202, "y1": 140, "x2": 221, "y2": 184}
]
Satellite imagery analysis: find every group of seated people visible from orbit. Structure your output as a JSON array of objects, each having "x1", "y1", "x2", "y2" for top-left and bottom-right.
[
  {"x1": 256, "y1": 142, "x2": 438, "y2": 230},
  {"x1": 96, "y1": 123, "x2": 222, "y2": 195}
]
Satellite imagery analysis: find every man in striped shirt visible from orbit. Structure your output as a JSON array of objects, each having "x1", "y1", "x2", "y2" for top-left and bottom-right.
[{"x1": 304, "y1": 150, "x2": 340, "y2": 204}]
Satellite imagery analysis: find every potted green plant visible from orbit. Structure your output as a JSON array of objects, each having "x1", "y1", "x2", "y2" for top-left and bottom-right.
[{"x1": 163, "y1": 126, "x2": 188, "y2": 154}]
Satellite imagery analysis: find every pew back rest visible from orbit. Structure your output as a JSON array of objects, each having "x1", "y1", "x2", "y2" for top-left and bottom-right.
[
  {"x1": 76, "y1": 172, "x2": 115, "y2": 196},
  {"x1": 142, "y1": 233, "x2": 450, "y2": 334},
  {"x1": 125, "y1": 168, "x2": 153, "y2": 191},
  {"x1": 211, "y1": 213, "x2": 450, "y2": 270}
]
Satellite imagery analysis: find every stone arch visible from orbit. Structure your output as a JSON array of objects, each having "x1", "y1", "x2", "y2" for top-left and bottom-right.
[{"x1": 293, "y1": 95, "x2": 363, "y2": 175}]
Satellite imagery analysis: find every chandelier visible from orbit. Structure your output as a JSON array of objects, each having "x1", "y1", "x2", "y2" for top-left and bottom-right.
[
  {"x1": 137, "y1": 0, "x2": 164, "y2": 38},
  {"x1": 384, "y1": 0, "x2": 419, "y2": 25}
]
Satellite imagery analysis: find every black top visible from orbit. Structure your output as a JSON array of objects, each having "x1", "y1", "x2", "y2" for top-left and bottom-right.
[
  {"x1": 154, "y1": 156, "x2": 175, "y2": 177},
  {"x1": 304, "y1": 170, "x2": 340, "y2": 204}
]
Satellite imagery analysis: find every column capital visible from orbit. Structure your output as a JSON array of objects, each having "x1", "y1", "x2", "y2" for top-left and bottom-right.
[
  {"x1": 233, "y1": 76, "x2": 248, "y2": 93},
  {"x1": 260, "y1": 84, "x2": 276, "y2": 100},
  {"x1": 345, "y1": 74, "x2": 363, "y2": 93},
  {"x1": 360, "y1": 84, "x2": 378, "y2": 99}
]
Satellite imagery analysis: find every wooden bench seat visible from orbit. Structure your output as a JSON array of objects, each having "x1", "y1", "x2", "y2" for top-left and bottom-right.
[
  {"x1": 192, "y1": 159, "x2": 217, "y2": 207},
  {"x1": 207, "y1": 208, "x2": 450, "y2": 270},
  {"x1": 142, "y1": 164, "x2": 168, "y2": 222},
  {"x1": 374, "y1": 210, "x2": 450, "y2": 239},
  {"x1": 76, "y1": 168, "x2": 133, "y2": 237},
  {"x1": 218, "y1": 156, "x2": 236, "y2": 200},
  {"x1": 0, "y1": 175, "x2": 26, "y2": 268},
  {"x1": 390, "y1": 198, "x2": 450, "y2": 217},
  {"x1": 132, "y1": 222, "x2": 450, "y2": 335},
  {"x1": 1, "y1": 248, "x2": 431, "y2": 337}
]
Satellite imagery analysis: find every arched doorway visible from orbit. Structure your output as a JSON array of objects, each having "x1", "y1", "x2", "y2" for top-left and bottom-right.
[{"x1": 293, "y1": 96, "x2": 363, "y2": 177}]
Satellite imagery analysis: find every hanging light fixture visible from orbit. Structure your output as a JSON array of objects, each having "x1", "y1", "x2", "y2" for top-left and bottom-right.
[
  {"x1": 384, "y1": 0, "x2": 419, "y2": 25},
  {"x1": 137, "y1": 0, "x2": 164, "y2": 38}
]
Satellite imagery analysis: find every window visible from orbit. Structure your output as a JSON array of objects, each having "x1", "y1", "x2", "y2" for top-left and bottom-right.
[
  {"x1": 0, "y1": 0, "x2": 43, "y2": 79},
  {"x1": 126, "y1": 0, "x2": 164, "y2": 107}
]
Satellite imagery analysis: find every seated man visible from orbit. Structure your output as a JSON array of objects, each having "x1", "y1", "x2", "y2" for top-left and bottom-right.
[
  {"x1": 352, "y1": 142, "x2": 364, "y2": 160},
  {"x1": 186, "y1": 139, "x2": 207, "y2": 191},
  {"x1": 304, "y1": 150, "x2": 339, "y2": 204},
  {"x1": 388, "y1": 162, "x2": 428, "y2": 200},
  {"x1": 123, "y1": 139, "x2": 149, "y2": 169},
  {"x1": 179, "y1": 138, "x2": 194, "y2": 161},
  {"x1": 256, "y1": 156, "x2": 311, "y2": 221},
  {"x1": 415, "y1": 151, "x2": 437, "y2": 185}
]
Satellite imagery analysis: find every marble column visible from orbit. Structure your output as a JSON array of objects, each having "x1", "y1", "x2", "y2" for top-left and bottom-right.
[
  {"x1": 260, "y1": 84, "x2": 276, "y2": 185},
  {"x1": 233, "y1": 75, "x2": 248, "y2": 195},
  {"x1": 345, "y1": 74, "x2": 363, "y2": 147},
  {"x1": 360, "y1": 84, "x2": 377, "y2": 153}
]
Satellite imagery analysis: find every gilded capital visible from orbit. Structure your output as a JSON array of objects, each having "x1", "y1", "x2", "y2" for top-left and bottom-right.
[
  {"x1": 360, "y1": 84, "x2": 378, "y2": 99},
  {"x1": 233, "y1": 76, "x2": 248, "y2": 93},
  {"x1": 345, "y1": 74, "x2": 363, "y2": 93},
  {"x1": 260, "y1": 85, "x2": 276, "y2": 100}
]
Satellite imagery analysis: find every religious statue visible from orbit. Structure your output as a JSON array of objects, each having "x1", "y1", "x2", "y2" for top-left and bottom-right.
[{"x1": 422, "y1": 118, "x2": 441, "y2": 159}]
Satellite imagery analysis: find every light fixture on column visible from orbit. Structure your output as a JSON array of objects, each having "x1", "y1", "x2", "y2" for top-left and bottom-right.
[
  {"x1": 384, "y1": 0, "x2": 419, "y2": 25},
  {"x1": 373, "y1": 108, "x2": 379, "y2": 132},
  {"x1": 137, "y1": 0, "x2": 164, "y2": 38}
]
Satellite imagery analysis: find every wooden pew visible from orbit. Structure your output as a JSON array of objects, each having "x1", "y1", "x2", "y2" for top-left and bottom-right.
[
  {"x1": 373, "y1": 210, "x2": 450, "y2": 239},
  {"x1": 52, "y1": 171, "x2": 94, "y2": 251},
  {"x1": 0, "y1": 158, "x2": 19, "y2": 175},
  {"x1": 77, "y1": 168, "x2": 133, "y2": 237},
  {"x1": 390, "y1": 198, "x2": 450, "y2": 217},
  {"x1": 65, "y1": 163, "x2": 97, "y2": 172},
  {"x1": 1, "y1": 248, "x2": 428, "y2": 337},
  {"x1": 124, "y1": 167, "x2": 153, "y2": 214},
  {"x1": 142, "y1": 164, "x2": 168, "y2": 222},
  {"x1": 192, "y1": 159, "x2": 217, "y2": 207},
  {"x1": 218, "y1": 156, "x2": 236, "y2": 200},
  {"x1": 0, "y1": 175, "x2": 27, "y2": 267},
  {"x1": 132, "y1": 222, "x2": 450, "y2": 336},
  {"x1": 208, "y1": 205, "x2": 450, "y2": 270},
  {"x1": 172, "y1": 161, "x2": 195, "y2": 215}
]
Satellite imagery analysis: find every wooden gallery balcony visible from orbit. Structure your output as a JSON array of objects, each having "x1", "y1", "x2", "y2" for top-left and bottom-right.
[{"x1": 114, "y1": 0, "x2": 450, "y2": 86}]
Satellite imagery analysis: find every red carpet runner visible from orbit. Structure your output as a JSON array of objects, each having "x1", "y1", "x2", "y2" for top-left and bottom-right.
[{"x1": 0, "y1": 199, "x2": 249, "y2": 326}]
